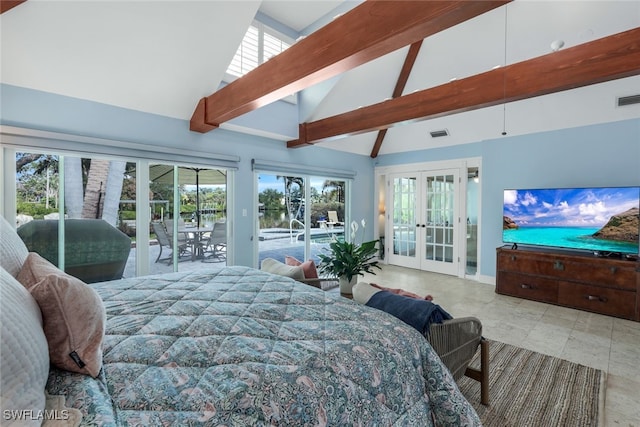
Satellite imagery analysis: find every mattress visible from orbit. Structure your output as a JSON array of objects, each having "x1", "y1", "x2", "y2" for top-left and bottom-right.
[{"x1": 46, "y1": 266, "x2": 480, "y2": 426}]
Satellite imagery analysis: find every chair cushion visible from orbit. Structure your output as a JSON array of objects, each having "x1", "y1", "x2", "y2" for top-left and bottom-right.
[
  {"x1": 0, "y1": 214, "x2": 29, "y2": 277},
  {"x1": 285, "y1": 256, "x2": 319, "y2": 279},
  {"x1": 0, "y1": 267, "x2": 49, "y2": 426},
  {"x1": 261, "y1": 258, "x2": 305, "y2": 281},
  {"x1": 17, "y1": 253, "x2": 106, "y2": 378}
]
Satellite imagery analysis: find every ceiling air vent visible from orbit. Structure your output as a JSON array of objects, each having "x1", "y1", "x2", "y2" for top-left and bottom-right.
[
  {"x1": 617, "y1": 94, "x2": 640, "y2": 107},
  {"x1": 429, "y1": 129, "x2": 449, "y2": 138}
]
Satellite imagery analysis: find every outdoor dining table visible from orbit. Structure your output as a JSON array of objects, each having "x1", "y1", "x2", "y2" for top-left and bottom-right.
[{"x1": 179, "y1": 226, "x2": 213, "y2": 260}]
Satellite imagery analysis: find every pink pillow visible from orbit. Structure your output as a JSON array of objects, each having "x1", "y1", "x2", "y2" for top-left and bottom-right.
[
  {"x1": 17, "y1": 253, "x2": 106, "y2": 378},
  {"x1": 285, "y1": 256, "x2": 319, "y2": 279},
  {"x1": 371, "y1": 283, "x2": 433, "y2": 301}
]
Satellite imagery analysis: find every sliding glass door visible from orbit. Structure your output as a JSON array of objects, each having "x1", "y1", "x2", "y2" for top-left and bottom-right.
[
  {"x1": 257, "y1": 173, "x2": 347, "y2": 267},
  {"x1": 12, "y1": 150, "x2": 228, "y2": 280}
]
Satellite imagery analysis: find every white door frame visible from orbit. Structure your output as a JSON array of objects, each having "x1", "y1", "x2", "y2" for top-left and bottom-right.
[{"x1": 374, "y1": 158, "x2": 481, "y2": 279}]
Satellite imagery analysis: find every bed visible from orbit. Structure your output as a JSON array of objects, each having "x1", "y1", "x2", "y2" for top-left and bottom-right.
[{"x1": 1, "y1": 216, "x2": 480, "y2": 426}]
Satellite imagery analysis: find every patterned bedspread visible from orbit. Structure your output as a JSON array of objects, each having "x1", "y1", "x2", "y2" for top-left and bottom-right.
[{"x1": 46, "y1": 267, "x2": 481, "y2": 426}]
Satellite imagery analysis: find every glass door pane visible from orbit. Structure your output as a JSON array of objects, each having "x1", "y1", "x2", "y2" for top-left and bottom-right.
[
  {"x1": 257, "y1": 174, "x2": 306, "y2": 266},
  {"x1": 466, "y1": 167, "x2": 479, "y2": 276},
  {"x1": 387, "y1": 175, "x2": 419, "y2": 269},
  {"x1": 64, "y1": 156, "x2": 133, "y2": 283},
  {"x1": 308, "y1": 177, "x2": 346, "y2": 263},
  {"x1": 15, "y1": 151, "x2": 61, "y2": 271},
  {"x1": 422, "y1": 170, "x2": 458, "y2": 275},
  {"x1": 147, "y1": 164, "x2": 227, "y2": 273}
]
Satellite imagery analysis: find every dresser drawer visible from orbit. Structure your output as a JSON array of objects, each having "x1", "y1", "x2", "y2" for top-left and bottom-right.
[
  {"x1": 558, "y1": 282, "x2": 637, "y2": 319},
  {"x1": 497, "y1": 250, "x2": 636, "y2": 290},
  {"x1": 496, "y1": 271, "x2": 558, "y2": 304}
]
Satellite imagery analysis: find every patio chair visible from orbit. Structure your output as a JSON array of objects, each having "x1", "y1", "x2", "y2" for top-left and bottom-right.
[
  {"x1": 200, "y1": 220, "x2": 226, "y2": 263},
  {"x1": 327, "y1": 211, "x2": 344, "y2": 227},
  {"x1": 152, "y1": 222, "x2": 191, "y2": 264}
]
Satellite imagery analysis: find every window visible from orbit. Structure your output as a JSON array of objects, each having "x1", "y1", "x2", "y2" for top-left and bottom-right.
[{"x1": 226, "y1": 22, "x2": 293, "y2": 80}]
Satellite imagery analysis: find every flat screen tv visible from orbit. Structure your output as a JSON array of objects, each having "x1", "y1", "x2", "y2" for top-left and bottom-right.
[{"x1": 503, "y1": 186, "x2": 640, "y2": 256}]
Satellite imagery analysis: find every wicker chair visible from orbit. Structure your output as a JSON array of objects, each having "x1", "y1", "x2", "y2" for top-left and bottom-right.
[
  {"x1": 352, "y1": 282, "x2": 490, "y2": 405},
  {"x1": 427, "y1": 317, "x2": 489, "y2": 405}
]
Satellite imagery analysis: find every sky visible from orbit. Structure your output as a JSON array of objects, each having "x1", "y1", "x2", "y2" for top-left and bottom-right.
[
  {"x1": 257, "y1": 174, "x2": 328, "y2": 193},
  {"x1": 503, "y1": 187, "x2": 639, "y2": 227},
  {"x1": 185, "y1": 175, "x2": 332, "y2": 193}
]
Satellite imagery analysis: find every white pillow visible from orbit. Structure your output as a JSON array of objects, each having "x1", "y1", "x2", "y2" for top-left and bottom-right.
[
  {"x1": 260, "y1": 258, "x2": 305, "y2": 281},
  {"x1": 0, "y1": 215, "x2": 29, "y2": 277},
  {"x1": 0, "y1": 267, "x2": 50, "y2": 427}
]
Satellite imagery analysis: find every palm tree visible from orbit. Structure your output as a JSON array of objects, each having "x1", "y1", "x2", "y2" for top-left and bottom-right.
[
  {"x1": 278, "y1": 176, "x2": 304, "y2": 220},
  {"x1": 322, "y1": 180, "x2": 345, "y2": 203}
]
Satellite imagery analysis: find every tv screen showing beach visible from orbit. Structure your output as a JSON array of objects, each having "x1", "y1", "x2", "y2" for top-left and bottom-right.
[{"x1": 503, "y1": 187, "x2": 640, "y2": 255}]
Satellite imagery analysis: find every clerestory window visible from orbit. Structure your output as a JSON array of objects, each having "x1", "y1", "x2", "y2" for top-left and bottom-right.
[{"x1": 226, "y1": 22, "x2": 293, "y2": 80}]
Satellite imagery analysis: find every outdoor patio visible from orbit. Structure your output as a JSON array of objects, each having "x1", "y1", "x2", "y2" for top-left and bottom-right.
[{"x1": 122, "y1": 226, "x2": 344, "y2": 278}]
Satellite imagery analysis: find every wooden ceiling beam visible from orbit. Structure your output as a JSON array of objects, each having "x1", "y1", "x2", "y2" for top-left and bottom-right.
[
  {"x1": 189, "y1": 0, "x2": 510, "y2": 133},
  {"x1": 288, "y1": 27, "x2": 640, "y2": 148},
  {"x1": 370, "y1": 40, "x2": 423, "y2": 158},
  {"x1": 1, "y1": 1, "x2": 27, "y2": 14}
]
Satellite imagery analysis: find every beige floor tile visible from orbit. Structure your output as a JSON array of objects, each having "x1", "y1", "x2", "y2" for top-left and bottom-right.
[
  {"x1": 608, "y1": 341, "x2": 640, "y2": 382},
  {"x1": 521, "y1": 323, "x2": 572, "y2": 357},
  {"x1": 605, "y1": 374, "x2": 640, "y2": 425}
]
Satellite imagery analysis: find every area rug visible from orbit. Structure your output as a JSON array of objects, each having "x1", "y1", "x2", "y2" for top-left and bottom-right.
[{"x1": 457, "y1": 340, "x2": 605, "y2": 427}]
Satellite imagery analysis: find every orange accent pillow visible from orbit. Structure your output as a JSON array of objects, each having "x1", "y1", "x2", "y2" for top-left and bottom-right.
[
  {"x1": 284, "y1": 256, "x2": 319, "y2": 279},
  {"x1": 17, "y1": 253, "x2": 106, "y2": 378}
]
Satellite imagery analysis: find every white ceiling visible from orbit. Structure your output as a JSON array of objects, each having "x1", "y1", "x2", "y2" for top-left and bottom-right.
[{"x1": 1, "y1": 1, "x2": 639, "y2": 156}]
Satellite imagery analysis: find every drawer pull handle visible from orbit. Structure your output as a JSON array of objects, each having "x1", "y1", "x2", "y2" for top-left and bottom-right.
[
  {"x1": 510, "y1": 255, "x2": 516, "y2": 261},
  {"x1": 520, "y1": 284, "x2": 533, "y2": 289},
  {"x1": 610, "y1": 267, "x2": 617, "y2": 273},
  {"x1": 553, "y1": 261, "x2": 564, "y2": 271},
  {"x1": 586, "y1": 295, "x2": 608, "y2": 303}
]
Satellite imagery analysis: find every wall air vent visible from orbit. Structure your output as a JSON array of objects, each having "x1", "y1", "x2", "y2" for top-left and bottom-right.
[
  {"x1": 429, "y1": 129, "x2": 449, "y2": 138},
  {"x1": 617, "y1": 94, "x2": 640, "y2": 107}
]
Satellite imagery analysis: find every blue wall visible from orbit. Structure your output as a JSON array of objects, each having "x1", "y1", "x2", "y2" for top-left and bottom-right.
[
  {"x1": 0, "y1": 84, "x2": 375, "y2": 268},
  {"x1": 3, "y1": 83, "x2": 638, "y2": 277},
  {"x1": 376, "y1": 119, "x2": 640, "y2": 277}
]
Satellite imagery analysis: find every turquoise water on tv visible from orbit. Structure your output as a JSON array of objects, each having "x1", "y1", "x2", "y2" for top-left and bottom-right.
[{"x1": 503, "y1": 227, "x2": 638, "y2": 254}]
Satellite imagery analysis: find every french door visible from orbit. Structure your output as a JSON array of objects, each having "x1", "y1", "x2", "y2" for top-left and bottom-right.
[{"x1": 387, "y1": 169, "x2": 460, "y2": 275}]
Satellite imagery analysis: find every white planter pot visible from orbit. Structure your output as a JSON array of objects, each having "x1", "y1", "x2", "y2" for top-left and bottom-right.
[{"x1": 339, "y1": 276, "x2": 357, "y2": 295}]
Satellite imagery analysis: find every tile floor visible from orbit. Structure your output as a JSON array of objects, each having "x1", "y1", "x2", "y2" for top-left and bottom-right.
[{"x1": 358, "y1": 264, "x2": 640, "y2": 427}]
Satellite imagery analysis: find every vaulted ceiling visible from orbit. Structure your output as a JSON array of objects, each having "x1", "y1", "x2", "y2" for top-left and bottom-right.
[{"x1": 2, "y1": 1, "x2": 639, "y2": 157}]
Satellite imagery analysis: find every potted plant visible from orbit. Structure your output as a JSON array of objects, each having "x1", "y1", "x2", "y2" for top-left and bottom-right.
[{"x1": 318, "y1": 220, "x2": 381, "y2": 294}]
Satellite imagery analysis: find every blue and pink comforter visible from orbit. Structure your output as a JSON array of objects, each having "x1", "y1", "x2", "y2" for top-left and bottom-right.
[{"x1": 46, "y1": 266, "x2": 480, "y2": 426}]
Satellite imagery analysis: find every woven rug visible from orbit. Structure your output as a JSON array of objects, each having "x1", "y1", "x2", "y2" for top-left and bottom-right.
[{"x1": 457, "y1": 340, "x2": 605, "y2": 427}]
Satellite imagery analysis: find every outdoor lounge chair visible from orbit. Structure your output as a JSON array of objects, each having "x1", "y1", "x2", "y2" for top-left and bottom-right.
[{"x1": 326, "y1": 210, "x2": 344, "y2": 227}]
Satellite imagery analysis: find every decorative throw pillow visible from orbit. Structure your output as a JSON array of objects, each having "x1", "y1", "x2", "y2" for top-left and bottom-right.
[
  {"x1": 17, "y1": 253, "x2": 106, "y2": 378},
  {"x1": 0, "y1": 214, "x2": 29, "y2": 277},
  {"x1": 0, "y1": 267, "x2": 49, "y2": 427},
  {"x1": 261, "y1": 258, "x2": 306, "y2": 281},
  {"x1": 284, "y1": 256, "x2": 319, "y2": 279}
]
